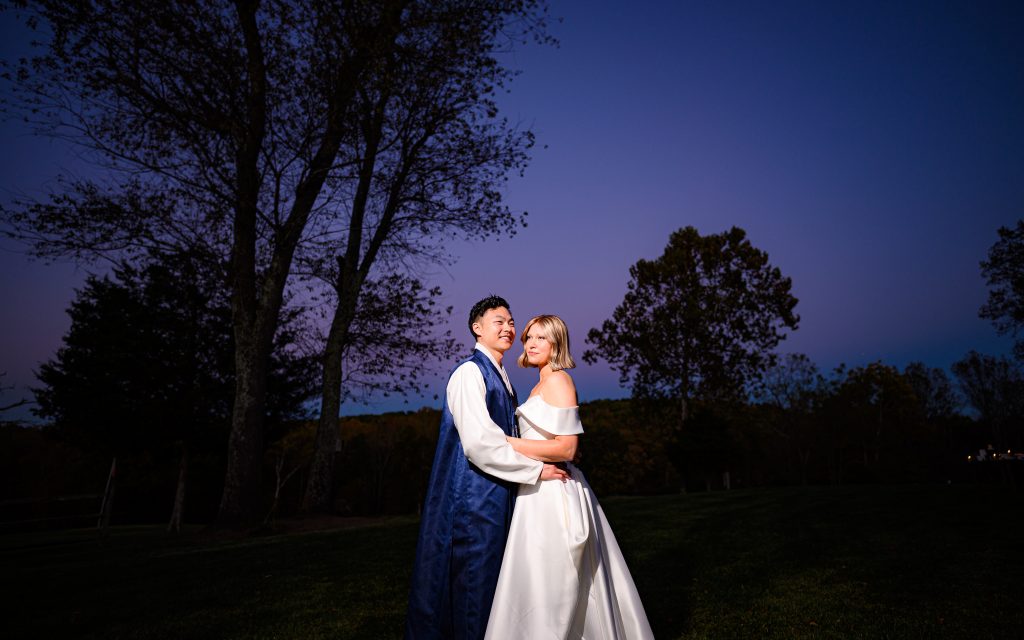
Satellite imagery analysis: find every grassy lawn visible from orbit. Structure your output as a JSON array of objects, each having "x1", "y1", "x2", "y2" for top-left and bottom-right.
[{"x1": 3, "y1": 484, "x2": 1022, "y2": 639}]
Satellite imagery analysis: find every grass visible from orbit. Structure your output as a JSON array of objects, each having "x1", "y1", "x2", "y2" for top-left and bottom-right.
[{"x1": 3, "y1": 484, "x2": 1022, "y2": 639}]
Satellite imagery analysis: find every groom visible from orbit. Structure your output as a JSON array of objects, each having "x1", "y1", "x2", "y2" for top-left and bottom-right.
[{"x1": 405, "y1": 295, "x2": 568, "y2": 640}]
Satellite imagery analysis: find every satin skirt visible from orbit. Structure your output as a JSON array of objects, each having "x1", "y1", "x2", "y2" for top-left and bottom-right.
[{"x1": 484, "y1": 464, "x2": 654, "y2": 640}]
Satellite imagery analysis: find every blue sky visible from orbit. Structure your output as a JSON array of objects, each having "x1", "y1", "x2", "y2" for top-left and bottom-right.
[{"x1": 2, "y1": 1, "x2": 1021, "y2": 418}]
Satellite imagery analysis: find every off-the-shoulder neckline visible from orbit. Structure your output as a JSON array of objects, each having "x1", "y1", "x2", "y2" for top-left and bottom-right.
[{"x1": 523, "y1": 392, "x2": 578, "y2": 411}]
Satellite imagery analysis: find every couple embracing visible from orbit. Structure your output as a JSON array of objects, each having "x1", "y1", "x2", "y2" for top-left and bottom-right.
[{"x1": 405, "y1": 296, "x2": 654, "y2": 640}]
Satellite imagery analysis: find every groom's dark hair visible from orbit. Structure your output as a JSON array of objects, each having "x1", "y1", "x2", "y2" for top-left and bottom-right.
[{"x1": 468, "y1": 295, "x2": 511, "y2": 339}]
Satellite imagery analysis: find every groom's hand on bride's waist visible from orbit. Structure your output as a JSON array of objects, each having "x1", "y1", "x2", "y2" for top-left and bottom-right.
[{"x1": 540, "y1": 463, "x2": 569, "y2": 482}]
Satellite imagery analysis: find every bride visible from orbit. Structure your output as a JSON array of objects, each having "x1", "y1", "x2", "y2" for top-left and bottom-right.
[{"x1": 484, "y1": 315, "x2": 654, "y2": 640}]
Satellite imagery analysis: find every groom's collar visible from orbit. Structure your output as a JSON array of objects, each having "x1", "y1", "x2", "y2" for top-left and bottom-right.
[
  {"x1": 474, "y1": 344, "x2": 513, "y2": 395},
  {"x1": 474, "y1": 343, "x2": 505, "y2": 370}
]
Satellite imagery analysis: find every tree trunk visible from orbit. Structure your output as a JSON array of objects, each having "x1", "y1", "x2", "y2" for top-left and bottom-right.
[
  {"x1": 798, "y1": 447, "x2": 811, "y2": 485},
  {"x1": 217, "y1": 335, "x2": 270, "y2": 526},
  {"x1": 97, "y1": 457, "x2": 117, "y2": 533},
  {"x1": 215, "y1": 0, "x2": 270, "y2": 528},
  {"x1": 300, "y1": 76, "x2": 387, "y2": 514},
  {"x1": 676, "y1": 393, "x2": 689, "y2": 491},
  {"x1": 168, "y1": 444, "x2": 188, "y2": 534},
  {"x1": 302, "y1": 348, "x2": 343, "y2": 513},
  {"x1": 266, "y1": 453, "x2": 285, "y2": 525},
  {"x1": 373, "y1": 438, "x2": 395, "y2": 515},
  {"x1": 302, "y1": 293, "x2": 357, "y2": 513}
]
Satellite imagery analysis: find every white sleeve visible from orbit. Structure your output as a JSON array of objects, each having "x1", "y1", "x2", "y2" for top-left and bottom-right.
[{"x1": 448, "y1": 362, "x2": 543, "y2": 485}]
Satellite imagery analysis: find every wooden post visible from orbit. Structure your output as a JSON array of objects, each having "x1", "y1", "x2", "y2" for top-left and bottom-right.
[{"x1": 97, "y1": 457, "x2": 117, "y2": 533}]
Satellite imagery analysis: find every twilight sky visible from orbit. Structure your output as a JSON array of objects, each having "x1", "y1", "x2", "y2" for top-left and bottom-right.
[{"x1": 1, "y1": 1, "x2": 1022, "y2": 419}]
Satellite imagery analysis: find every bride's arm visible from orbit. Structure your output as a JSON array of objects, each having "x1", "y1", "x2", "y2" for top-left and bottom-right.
[{"x1": 506, "y1": 435, "x2": 577, "y2": 462}]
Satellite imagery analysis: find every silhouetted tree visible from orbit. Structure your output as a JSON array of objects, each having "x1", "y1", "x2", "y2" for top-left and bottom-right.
[
  {"x1": 35, "y1": 252, "x2": 316, "y2": 523},
  {"x1": 980, "y1": 219, "x2": 1024, "y2": 361},
  {"x1": 952, "y1": 351, "x2": 1024, "y2": 451},
  {"x1": 2, "y1": 0, "x2": 550, "y2": 525},
  {"x1": 295, "y1": 1, "x2": 541, "y2": 507},
  {"x1": 902, "y1": 362, "x2": 960, "y2": 422},
  {"x1": 583, "y1": 226, "x2": 799, "y2": 427},
  {"x1": 824, "y1": 363, "x2": 926, "y2": 483},
  {"x1": 756, "y1": 353, "x2": 825, "y2": 484}
]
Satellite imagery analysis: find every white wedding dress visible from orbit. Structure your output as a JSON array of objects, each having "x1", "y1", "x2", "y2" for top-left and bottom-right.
[{"x1": 484, "y1": 395, "x2": 655, "y2": 640}]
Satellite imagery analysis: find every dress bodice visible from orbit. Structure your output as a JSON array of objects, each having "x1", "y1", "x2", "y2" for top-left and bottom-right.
[{"x1": 515, "y1": 394, "x2": 584, "y2": 439}]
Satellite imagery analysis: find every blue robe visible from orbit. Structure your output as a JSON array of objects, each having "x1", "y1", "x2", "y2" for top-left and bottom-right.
[{"x1": 405, "y1": 350, "x2": 520, "y2": 640}]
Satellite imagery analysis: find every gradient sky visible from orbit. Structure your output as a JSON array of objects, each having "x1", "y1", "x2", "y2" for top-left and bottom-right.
[{"x1": 2, "y1": 1, "x2": 1022, "y2": 419}]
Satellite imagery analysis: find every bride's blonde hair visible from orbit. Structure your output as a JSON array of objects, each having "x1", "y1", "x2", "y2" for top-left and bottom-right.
[{"x1": 517, "y1": 315, "x2": 576, "y2": 371}]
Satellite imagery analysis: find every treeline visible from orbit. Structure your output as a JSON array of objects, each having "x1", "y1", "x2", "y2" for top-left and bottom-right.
[
  {"x1": 0, "y1": 409, "x2": 440, "y2": 527},
  {"x1": 4, "y1": 348, "x2": 1021, "y2": 528},
  {"x1": 4, "y1": 216, "x2": 1022, "y2": 527},
  {"x1": 582, "y1": 359, "x2": 1020, "y2": 495}
]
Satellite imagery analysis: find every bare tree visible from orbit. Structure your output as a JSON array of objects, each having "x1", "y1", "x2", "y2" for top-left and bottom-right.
[
  {"x1": 953, "y1": 351, "x2": 1024, "y2": 451},
  {"x1": 0, "y1": 372, "x2": 30, "y2": 415},
  {"x1": 980, "y1": 219, "x2": 1024, "y2": 361},
  {"x1": 756, "y1": 354, "x2": 824, "y2": 484},
  {"x1": 297, "y1": 4, "x2": 541, "y2": 512},
  {"x1": 2, "y1": 0, "x2": 550, "y2": 526}
]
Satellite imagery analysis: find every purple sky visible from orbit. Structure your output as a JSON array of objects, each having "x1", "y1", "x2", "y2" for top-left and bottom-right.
[{"x1": 2, "y1": 1, "x2": 1021, "y2": 419}]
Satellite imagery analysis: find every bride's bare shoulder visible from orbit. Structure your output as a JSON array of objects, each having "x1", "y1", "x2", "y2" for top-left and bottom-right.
[{"x1": 542, "y1": 370, "x2": 577, "y2": 408}]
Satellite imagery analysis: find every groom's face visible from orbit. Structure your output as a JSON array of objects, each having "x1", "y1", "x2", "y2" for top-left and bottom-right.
[{"x1": 474, "y1": 306, "x2": 516, "y2": 356}]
